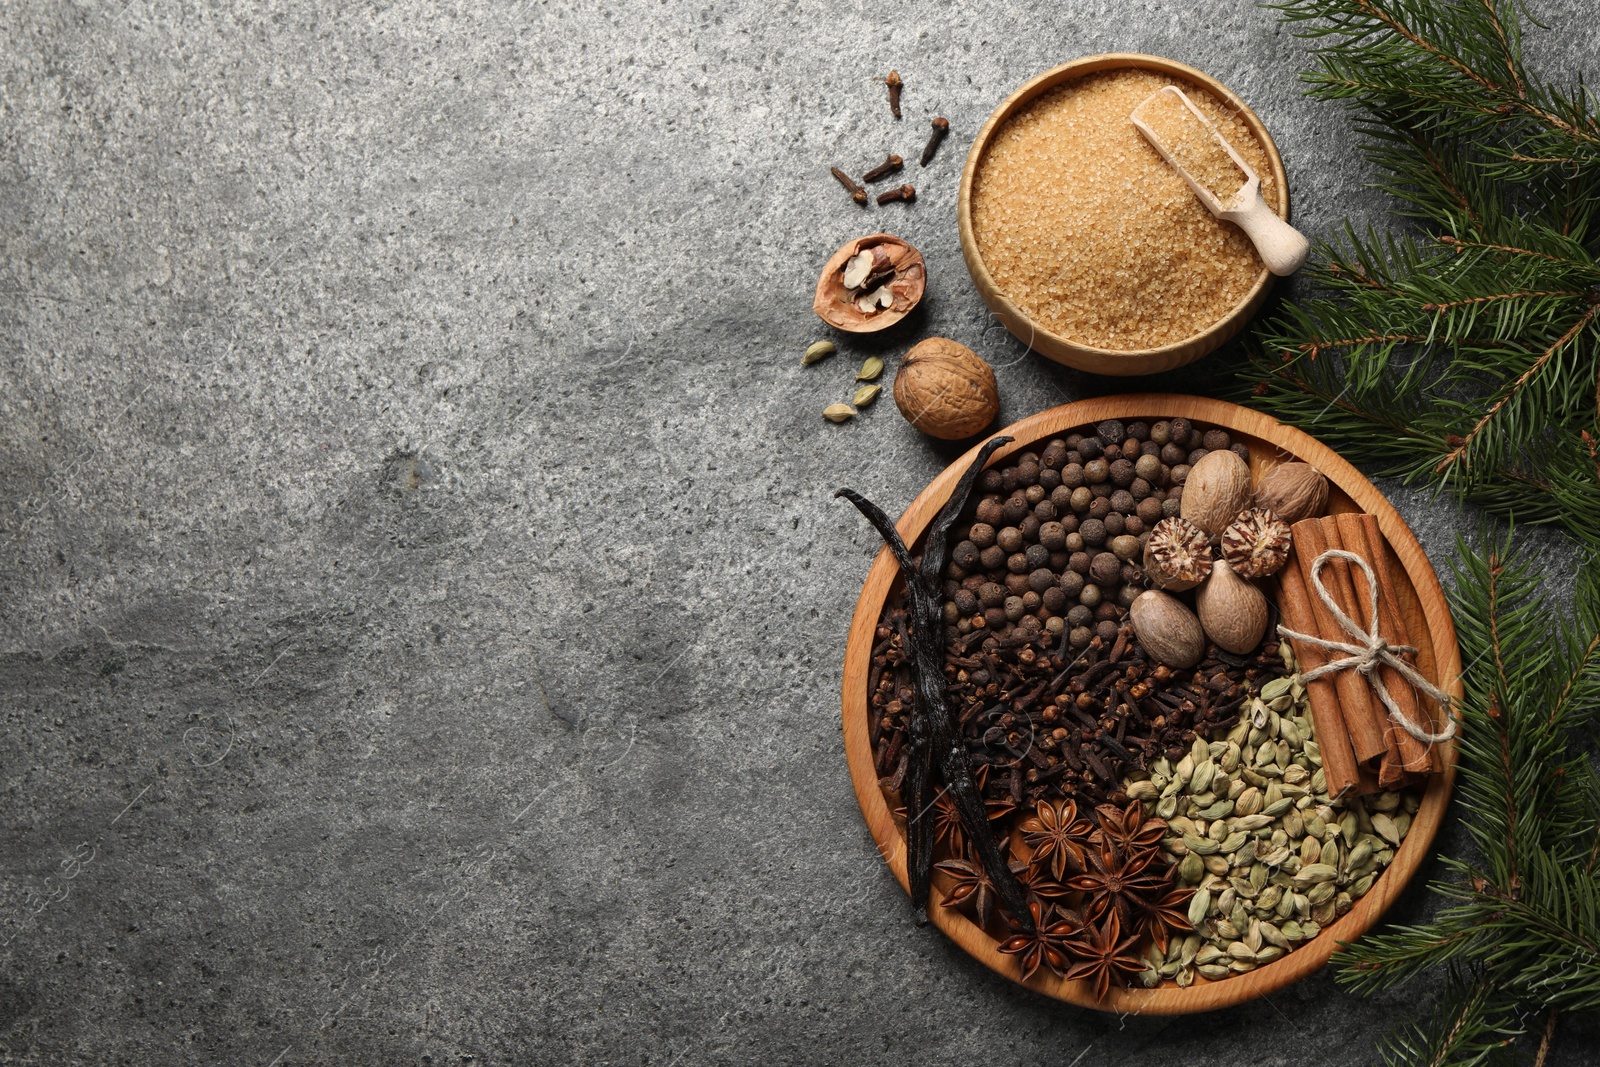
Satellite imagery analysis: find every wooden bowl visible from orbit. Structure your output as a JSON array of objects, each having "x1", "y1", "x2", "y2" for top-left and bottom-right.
[
  {"x1": 840, "y1": 396, "x2": 1461, "y2": 1013},
  {"x1": 957, "y1": 55, "x2": 1290, "y2": 376}
]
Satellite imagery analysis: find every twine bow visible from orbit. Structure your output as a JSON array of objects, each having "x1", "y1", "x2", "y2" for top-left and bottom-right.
[{"x1": 1277, "y1": 548, "x2": 1457, "y2": 745}]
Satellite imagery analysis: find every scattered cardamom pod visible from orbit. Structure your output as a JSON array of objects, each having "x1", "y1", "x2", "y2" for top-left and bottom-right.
[
  {"x1": 855, "y1": 356, "x2": 884, "y2": 381},
  {"x1": 802, "y1": 340, "x2": 837, "y2": 365},
  {"x1": 852, "y1": 384, "x2": 882, "y2": 408},
  {"x1": 822, "y1": 403, "x2": 856, "y2": 423}
]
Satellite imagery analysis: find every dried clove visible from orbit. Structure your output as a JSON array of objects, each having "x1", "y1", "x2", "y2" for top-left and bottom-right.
[
  {"x1": 877, "y1": 184, "x2": 916, "y2": 206},
  {"x1": 830, "y1": 166, "x2": 868, "y2": 206},
  {"x1": 862, "y1": 154, "x2": 904, "y2": 183},
  {"x1": 920, "y1": 117, "x2": 950, "y2": 166},
  {"x1": 886, "y1": 70, "x2": 903, "y2": 119}
]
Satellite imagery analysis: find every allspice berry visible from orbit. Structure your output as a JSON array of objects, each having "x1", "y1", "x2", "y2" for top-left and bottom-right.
[{"x1": 892, "y1": 338, "x2": 1000, "y2": 440}]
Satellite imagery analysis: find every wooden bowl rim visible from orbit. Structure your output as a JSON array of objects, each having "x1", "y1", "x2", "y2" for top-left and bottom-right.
[
  {"x1": 840, "y1": 395, "x2": 1461, "y2": 1014},
  {"x1": 956, "y1": 54, "x2": 1290, "y2": 368}
]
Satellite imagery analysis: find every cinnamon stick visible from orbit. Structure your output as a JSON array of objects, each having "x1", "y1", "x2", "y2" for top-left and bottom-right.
[
  {"x1": 1291, "y1": 518, "x2": 1391, "y2": 769},
  {"x1": 1274, "y1": 548, "x2": 1362, "y2": 797},
  {"x1": 1338, "y1": 512, "x2": 1438, "y2": 776}
]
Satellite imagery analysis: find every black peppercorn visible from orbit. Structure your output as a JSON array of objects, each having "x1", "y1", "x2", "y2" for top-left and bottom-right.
[
  {"x1": 1022, "y1": 590, "x2": 1042, "y2": 612},
  {"x1": 1041, "y1": 440, "x2": 1067, "y2": 469},
  {"x1": 1016, "y1": 461, "x2": 1040, "y2": 487},
  {"x1": 980, "y1": 470, "x2": 1004, "y2": 494},
  {"x1": 1231, "y1": 442, "x2": 1251, "y2": 464},
  {"x1": 1095, "y1": 619, "x2": 1120, "y2": 643},
  {"x1": 1004, "y1": 596, "x2": 1026, "y2": 622},
  {"x1": 976, "y1": 496, "x2": 1004, "y2": 525},
  {"x1": 1129, "y1": 478, "x2": 1152, "y2": 501},
  {"x1": 1142, "y1": 440, "x2": 1161, "y2": 458},
  {"x1": 985, "y1": 607, "x2": 1007, "y2": 629},
  {"x1": 1005, "y1": 572, "x2": 1031, "y2": 596},
  {"x1": 1065, "y1": 532, "x2": 1085, "y2": 553},
  {"x1": 1059, "y1": 513, "x2": 1079, "y2": 534},
  {"x1": 1070, "y1": 487, "x2": 1093, "y2": 513},
  {"x1": 1066, "y1": 433, "x2": 1083, "y2": 449},
  {"x1": 1066, "y1": 603, "x2": 1093, "y2": 628},
  {"x1": 1020, "y1": 516, "x2": 1042, "y2": 543},
  {"x1": 1170, "y1": 464, "x2": 1191, "y2": 486},
  {"x1": 1079, "y1": 583, "x2": 1103, "y2": 608},
  {"x1": 1120, "y1": 561, "x2": 1144, "y2": 585},
  {"x1": 1049, "y1": 550, "x2": 1070, "y2": 571},
  {"x1": 1001, "y1": 468, "x2": 1019, "y2": 493},
  {"x1": 1002, "y1": 494, "x2": 1029, "y2": 525},
  {"x1": 1109, "y1": 458, "x2": 1136, "y2": 487},
  {"x1": 1134, "y1": 454, "x2": 1163, "y2": 483},
  {"x1": 1162, "y1": 496, "x2": 1182, "y2": 518},
  {"x1": 1069, "y1": 626, "x2": 1092, "y2": 649},
  {"x1": 1090, "y1": 483, "x2": 1113, "y2": 500},
  {"x1": 1024, "y1": 484, "x2": 1046, "y2": 506},
  {"x1": 1124, "y1": 515, "x2": 1145, "y2": 537},
  {"x1": 1050, "y1": 485, "x2": 1074, "y2": 511}
]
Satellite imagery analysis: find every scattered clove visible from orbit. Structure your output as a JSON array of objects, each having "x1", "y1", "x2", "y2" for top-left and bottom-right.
[
  {"x1": 886, "y1": 70, "x2": 903, "y2": 119},
  {"x1": 862, "y1": 153, "x2": 904, "y2": 183},
  {"x1": 830, "y1": 166, "x2": 868, "y2": 206},
  {"x1": 920, "y1": 117, "x2": 950, "y2": 166},
  {"x1": 877, "y1": 184, "x2": 916, "y2": 206}
]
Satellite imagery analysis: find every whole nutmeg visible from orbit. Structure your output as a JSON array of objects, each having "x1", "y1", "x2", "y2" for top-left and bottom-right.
[
  {"x1": 1180, "y1": 449, "x2": 1254, "y2": 536},
  {"x1": 1254, "y1": 461, "x2": 1330, "y2": 525},
  {"x1": 1195, "y1": 558, "x2": 1269, "y2": 654},
  {"x1": 1220, "y1": 507, "x2": 1293, "y2": 579},
  {"x1": 1129, "y1": 590, "x2": 1205, "y2": 669},
  {"x1": 892, "y1": 338, "x2": 1000, "y2": 440}
]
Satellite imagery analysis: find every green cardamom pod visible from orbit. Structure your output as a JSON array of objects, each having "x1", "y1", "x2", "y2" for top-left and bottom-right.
[
  {"x1": 855, "y1": 356, "x2": 885, "y2": 381},
  {"x1": 822, "y1": 403, "x2": 856, "y2": 423},
  {"x1": 852, "y1": 384, "x2": 882, "y2": 408},
  {"x1": 802, "y1": 340, "x2": 837, "y2": 365}
]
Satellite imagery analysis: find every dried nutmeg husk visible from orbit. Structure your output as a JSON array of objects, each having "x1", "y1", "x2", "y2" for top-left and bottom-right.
[
  {"x1": 1195, "y1": 558, "x2": 1269, "y2": 654},
  {"x1": 1143, "y1": 516, "x2": 1214, "y2": 591},
  {"x1": 1220, "y1": 507, "x2": 1293, "y2": 579},
  {"x1": 1130, "y1": 589, "x2": 1205, "y2": 669},
  {"x1": 1180, "y1": 449, "x2": 1254, "y2": 537},
  {"x1": 1254, "y1": 462, "x2": 1329, "y2": 524},
  {"x1": 892, "y1": 338, "x2": 999, "y2": 440},
  {"x1": 813, "y1": 233, "x2": 926, "y2": 333}
]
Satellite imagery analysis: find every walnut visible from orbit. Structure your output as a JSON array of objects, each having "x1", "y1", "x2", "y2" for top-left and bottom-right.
[
  {"x1": 1219, "y1": 507, "x2": 1293, "y2": 579},
  {"x1": 1142, "y1": 516, "x2": 1213, "y2": 591},
  {"x1": 892, "y1": 337, "x2": 999, "y2": 440},
  {"x1": 812, "y1": 234, "x2": 926, "y2": 333}
]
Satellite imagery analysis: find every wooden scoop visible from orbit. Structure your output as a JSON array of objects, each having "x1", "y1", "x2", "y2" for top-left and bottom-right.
[{"x1": 1131, "y1": 86, "x2": 1309, "y2": 276}]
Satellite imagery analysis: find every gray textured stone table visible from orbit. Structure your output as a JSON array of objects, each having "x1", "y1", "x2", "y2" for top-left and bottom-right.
[{"x1": 1, "y1": 2, "x2": 1593, "y2": 1064}]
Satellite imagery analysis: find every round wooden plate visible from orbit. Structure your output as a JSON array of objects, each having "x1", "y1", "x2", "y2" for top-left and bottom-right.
[{"x1": 840, "y1": 395, "x2": 1461, "y2": 1013}]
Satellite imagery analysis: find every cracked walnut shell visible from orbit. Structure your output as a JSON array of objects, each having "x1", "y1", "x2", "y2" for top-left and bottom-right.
[
  {"x1": 813, "y1": 233, "x2": 926, "y2": 333},
  {"x1": 1219, "y1": 507, "x2": 1293, "y2": 579},
  {"x1": 892, "y1": 338, "x2": 999, "y2": 440}
]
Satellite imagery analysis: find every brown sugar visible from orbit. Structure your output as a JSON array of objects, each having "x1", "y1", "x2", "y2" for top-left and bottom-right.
[
  {"x1": 1134, "y1": 87, "x2": 1248, "y2": 205},
  {"x1": 972, "y1": 69, "x2": 1279, "y2": 352}
]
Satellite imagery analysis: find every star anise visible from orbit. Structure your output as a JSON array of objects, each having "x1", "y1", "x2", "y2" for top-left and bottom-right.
[
  {"x1": 996, "y1": 900, "x2": 1085, "y2": 982},
  {"x1": 1065, "y1": 841, "x2": 1171, "y2": 924},
  {"x1": 1091, "y1": 800, "x2": 1167, "y2": 855},
  {"x1": 1008, "y1": 858, "x2": 1071, "y2": 902},
  {"x1": 935, "y1": 857, "x2": 999, "y2": 927},
  {"x1": 1019, "y1": 798, "x2": 1093, "y2": 880},
  {"x1": 1063, "y1": 910, "x2": 1146, "y2": 1000},
  {"x1": 1133, "y1": 882, "x2": 1196, "y2": 954},
  {"x1": 894, "y1": 778, "x2": 1014, "y2": 857}
]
